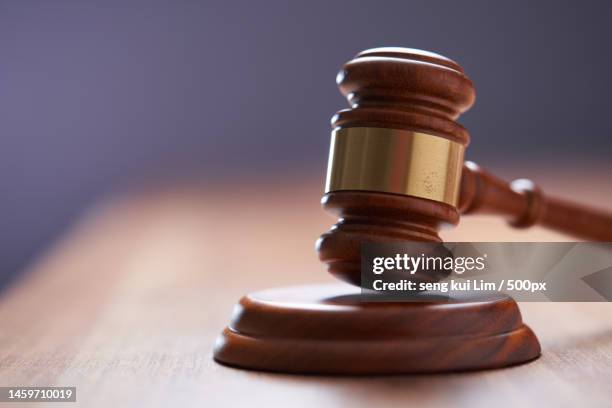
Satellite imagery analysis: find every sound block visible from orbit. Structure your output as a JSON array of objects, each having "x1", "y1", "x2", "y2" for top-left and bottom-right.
[{"x1": 213, "y1": 284, "x2": 540, "y2": 374}]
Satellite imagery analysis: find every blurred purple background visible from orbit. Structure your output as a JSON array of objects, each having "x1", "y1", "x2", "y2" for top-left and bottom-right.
[{"x1": 1, "y1": 0, "x2": 612, "y2": 288}]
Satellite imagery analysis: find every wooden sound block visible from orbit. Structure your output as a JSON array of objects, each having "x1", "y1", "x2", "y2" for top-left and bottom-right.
[{"x1": 213, "y1": 284, "x2": 541, "y2": 374}]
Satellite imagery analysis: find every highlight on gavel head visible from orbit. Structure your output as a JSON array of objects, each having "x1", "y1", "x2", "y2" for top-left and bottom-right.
[{"x1": 317, "y1": 47, "x2": 476, "y2": 285}]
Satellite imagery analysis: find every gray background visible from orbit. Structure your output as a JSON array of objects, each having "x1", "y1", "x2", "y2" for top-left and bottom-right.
[{"x1": 1, "y1": 0, "x2": 612, "y2": 288}]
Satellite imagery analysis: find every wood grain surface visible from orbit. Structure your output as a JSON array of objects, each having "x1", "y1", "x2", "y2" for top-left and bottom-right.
[{"x1": 0, "y1": 165, "x2": 611, "y2": 407}]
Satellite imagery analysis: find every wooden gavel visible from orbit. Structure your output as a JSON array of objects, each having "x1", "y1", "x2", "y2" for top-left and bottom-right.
[
  {"x1": 215, "y1": 47, "x2": 559, "y2": 375},
  {"x1": 317, "y1": 47, "x2": 612, "y2": 285}
]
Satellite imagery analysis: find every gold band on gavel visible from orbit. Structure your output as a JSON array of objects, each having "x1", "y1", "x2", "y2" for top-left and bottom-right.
[{"x1": 325, "y1": 127, "x2": 465, "y2": 207}]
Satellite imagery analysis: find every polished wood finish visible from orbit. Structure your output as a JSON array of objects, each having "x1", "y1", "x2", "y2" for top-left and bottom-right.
[
  {"x1": 317, "y1": 191, "x2": 457, "y2": 285},
  {"x1": 460, "y1": 161, "x2": 612, "y2": 240},
  {"x1": 214, "y1": 284, "x2": 540, "y2": 374},
  {"x1": 333, "y1": 47, "x2": 474, "y2": 140},
  {"x1": 217, "y1": 48, "x2": 542, "y2": 375},
  {"x1": 320, "y1": 47, "x2": 612, "y2": 285},
  {"x1": 320, "y1": 48, "x2": 475, "y2": 283},
  {"x1": 218, "y1": 47, "x2": 611, "y2": 375}
]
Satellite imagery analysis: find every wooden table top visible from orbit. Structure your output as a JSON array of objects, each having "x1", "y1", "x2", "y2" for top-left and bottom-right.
[{"x1": 1, "y1": 166, "x2": 611, "y2": 407}]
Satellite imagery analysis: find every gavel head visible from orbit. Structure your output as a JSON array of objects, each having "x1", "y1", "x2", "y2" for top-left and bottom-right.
[{"x1": 316, "y1": 47, "x2": 476, "y2": 286}]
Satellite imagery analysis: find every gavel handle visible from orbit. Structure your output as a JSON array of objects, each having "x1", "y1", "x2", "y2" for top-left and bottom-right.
[{"x1": 459, "y1": 161, "x2": 612, "y2": 241}]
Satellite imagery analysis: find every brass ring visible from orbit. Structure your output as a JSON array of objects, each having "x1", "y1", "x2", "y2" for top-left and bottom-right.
[{"x1": 325, "y1": 127, "x2": 465, "y2": 207}]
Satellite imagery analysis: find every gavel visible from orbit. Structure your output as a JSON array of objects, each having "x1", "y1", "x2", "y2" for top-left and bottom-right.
[
  {"x1": 215, "y1": 47, "x2": 611, "y2": 375},
  {"x1": 317, "y1": 47, "x2": 612, "y2": 286}
]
